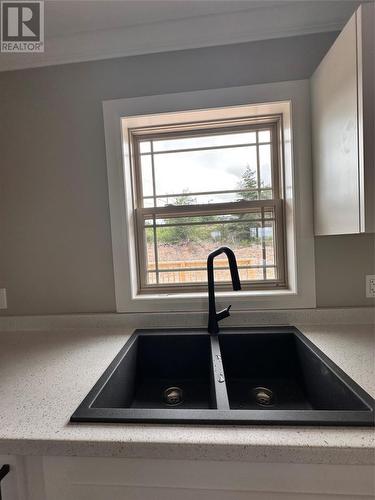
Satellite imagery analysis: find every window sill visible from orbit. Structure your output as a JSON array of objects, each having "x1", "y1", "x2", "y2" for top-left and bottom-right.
[
  {"x1": 128, "y1": 287, "x2": 315, "y2": 312},
  {"x1": 136, "y1": 289, "x2": 291, "y2": 299}
]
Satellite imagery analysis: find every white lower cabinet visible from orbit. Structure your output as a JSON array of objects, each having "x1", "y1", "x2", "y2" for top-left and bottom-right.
[{"x1": 40, "y1": 456, "x2": 375, "y2": 500}]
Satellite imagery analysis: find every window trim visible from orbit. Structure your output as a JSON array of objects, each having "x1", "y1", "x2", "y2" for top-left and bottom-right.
[
  {"x1": 129, "y1": 117, "x2": 286, "y2": 294},
  {"x1": 103, "y1": 80, "x2": 316, "y2": 312}
]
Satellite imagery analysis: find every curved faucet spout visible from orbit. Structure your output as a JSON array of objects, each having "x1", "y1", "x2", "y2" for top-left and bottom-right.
[{"x1": 207, "y1": 247, "x2": 241, "y2": 335}]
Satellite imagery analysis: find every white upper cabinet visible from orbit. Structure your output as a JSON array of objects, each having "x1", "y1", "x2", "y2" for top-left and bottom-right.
[{"x1": 311, "y1": 3, "x2": 374, "y2": 235}]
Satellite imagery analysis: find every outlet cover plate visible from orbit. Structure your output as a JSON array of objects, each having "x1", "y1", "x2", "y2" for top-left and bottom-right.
[{"x1": 366, "y1": 275, "x2": 375, "y2": 298}]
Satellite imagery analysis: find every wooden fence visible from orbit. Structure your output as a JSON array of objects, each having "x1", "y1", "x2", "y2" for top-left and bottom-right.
[{"x1": 148, "y1": 257, "x2": 274, "y2": 283}]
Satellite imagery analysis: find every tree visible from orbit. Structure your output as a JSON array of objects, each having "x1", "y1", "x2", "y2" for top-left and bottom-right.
[
  {"x1": 157, "y1": 191, "x2": 212, "y2": 245},
  {"x1": 219, "y1": 165, "x2": 259, "y2": 245},
  {"x1": 237, "y1": 164, "x2": 258, "y2": 201}
]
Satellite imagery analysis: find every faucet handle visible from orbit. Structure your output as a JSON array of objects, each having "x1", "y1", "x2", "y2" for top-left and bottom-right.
[{"x1": 217, "y1": 304, "x2": 231, "y2": 322}]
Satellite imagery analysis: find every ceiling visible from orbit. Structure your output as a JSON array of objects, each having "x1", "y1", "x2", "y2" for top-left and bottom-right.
[
  {"x1": 45, "y1": 1, "x2": 280, "y2": 37},
  {"x1": 0, "y1": 0, "x2": 362, "y2": 72}
]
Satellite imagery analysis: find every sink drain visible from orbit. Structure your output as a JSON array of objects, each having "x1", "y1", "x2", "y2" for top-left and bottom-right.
[
  {"x1": 163, "y1": 386, "x2": 183, "y2": 406},
  {"x1": 252, "y1": 387, "x2": 275, "y2": 406}
]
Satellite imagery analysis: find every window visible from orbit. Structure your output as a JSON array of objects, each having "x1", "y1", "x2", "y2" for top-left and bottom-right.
[
  {"x1": 129, "y1": 117, "x2": 286, "y2": 293},
  {"x1": 103, "y1": 82, "x2": 316, "y2": 312}
]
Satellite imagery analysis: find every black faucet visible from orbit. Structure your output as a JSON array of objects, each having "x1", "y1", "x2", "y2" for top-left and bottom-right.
[{"x1": 207, "y1": 247, "x2": 241, "y2": 335}]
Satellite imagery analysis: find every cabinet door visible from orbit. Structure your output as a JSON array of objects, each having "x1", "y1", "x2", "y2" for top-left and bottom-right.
[
  {"x1": 43, "y1": 456, "x2": 374, "y2": 500},
  {"x1": 358, "y1": 2, "x2": 375, "y2": 233},
  {"x1": 311, "y1": 13, "x2": 360, "y2": 235}
]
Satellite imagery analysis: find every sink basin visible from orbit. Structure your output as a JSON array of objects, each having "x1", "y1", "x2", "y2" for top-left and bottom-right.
[
  {"x1": 219, "y1": 332, "x2": 367, "y2": 412},
  {"x1": 71, "y1": 327, "x2": 374, "y2": 426},
  {"x1": 92, "y1": 333, "x2": 215, "y2": 410}
]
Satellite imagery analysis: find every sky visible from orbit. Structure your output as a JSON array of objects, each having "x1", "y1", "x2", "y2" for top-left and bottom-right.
[{"x1": 140, "y1": 132, "x2": 272, "y2": 205}]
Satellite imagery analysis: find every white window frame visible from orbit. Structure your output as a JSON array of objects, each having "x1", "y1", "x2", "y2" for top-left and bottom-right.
[
  {"x1": 103, "y1": 80, "x2": 316, "y2": 313},
  {"x1": 132, "y1": 118, "x2": 286, "y2": 293}
]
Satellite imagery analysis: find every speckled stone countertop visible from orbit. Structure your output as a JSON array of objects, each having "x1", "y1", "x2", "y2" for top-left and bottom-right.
[{"x1": 0, "y1": 324, "x2": 374, "y2": 464}]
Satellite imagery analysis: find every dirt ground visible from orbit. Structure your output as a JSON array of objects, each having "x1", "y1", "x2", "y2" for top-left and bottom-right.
[{"x1": 147, "y1": 242, "x2": 272, "y2": 263}]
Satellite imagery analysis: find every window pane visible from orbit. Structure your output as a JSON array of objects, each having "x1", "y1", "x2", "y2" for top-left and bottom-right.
[
  {"x1": 151, "y1": 191, "x2": 259, "y2": 206},
  {"x1": 265, "y1": 221, "x2": 275, "y2": 265},
  {"x1": 140, "y1": 155, "x2": 153, "y2": 197},
  {"x1": 144, "y1": 211, "x2": 277, "y2": 285},
  {"x1": 260, "y1": 189, "x2": 273, "y2": 200},
  {"x1": 145, "y1": 227, "x2": 156, "y2": 279},
  {"x1": 266, "y1": 267, "x2": 276, "y2": 279},
  {"x1": 143, "y1": 198, "x2": 155, "y2": 208},
  {"x1": 144, "y1": 190, "x2": 266, "y2": 206},
  {"x1": 265, "y1": 241, "x2": 275, "y2": 265},
  {"x1": 258, "y1": 130, "x2": 271, "y2": 143},
  {"x1": 259, "y1": 144, "x2": 272, "y2": 189},
  {"x1": 153, "y1": 146, "x2": 258, "y2": 198},
  {"x1": 150, "y1": 267, "x2": 267, "y2": 284},
  {"x1": 139, "y1": 141, "x2": 151, "y2": 154},
  {"x1": 145, "y1": 211, "x2": 268, "y2": 226},
  {"x1": 147, "y1": 272, "x2": 157, "y2": 284},
  {"x1": 152, "y1": 131, "x2": 257, "y2": 152}
]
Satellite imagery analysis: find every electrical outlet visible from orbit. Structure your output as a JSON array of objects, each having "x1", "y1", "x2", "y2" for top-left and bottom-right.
[
  {"x1": 0, "y1": 288, "x2": 7, "y2": 309},
  {"x1": 366, "y1": 275, "x2": 375, "y2": 298}
]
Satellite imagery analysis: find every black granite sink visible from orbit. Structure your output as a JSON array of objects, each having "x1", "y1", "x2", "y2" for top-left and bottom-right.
[{"x1": 70, "y1": 327, "x2": 374, "y2": 426}]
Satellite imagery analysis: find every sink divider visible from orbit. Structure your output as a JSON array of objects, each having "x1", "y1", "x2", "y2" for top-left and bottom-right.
[{"x1": 210, "y1": 336, "x2": 230, "y2": 410}]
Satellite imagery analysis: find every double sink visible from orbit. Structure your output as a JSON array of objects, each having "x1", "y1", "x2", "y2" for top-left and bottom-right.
[{"x1": 71, "y1": 327, "x2": 374, "y2": 426}]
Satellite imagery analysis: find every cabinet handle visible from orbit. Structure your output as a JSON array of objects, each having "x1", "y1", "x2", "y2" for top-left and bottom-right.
[{"x1": 0, "y1": 465, "x2": 10, "y2": 500}]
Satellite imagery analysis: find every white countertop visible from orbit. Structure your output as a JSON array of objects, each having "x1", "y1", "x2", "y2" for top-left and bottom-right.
[{"x1": 0, "y1": 323, "x2": 374, "y2": 465}]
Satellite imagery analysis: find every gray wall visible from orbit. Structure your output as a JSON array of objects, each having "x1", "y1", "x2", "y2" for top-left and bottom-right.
[
  {"x1": 1, "y1": 32, "x2": 373, "y2": 315},
  {"x1": 315, "y1": 234, "x2": 375, "y2": 308}
]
